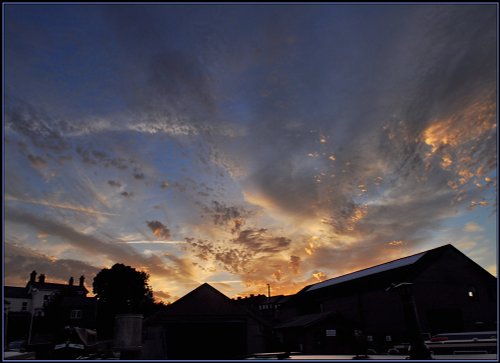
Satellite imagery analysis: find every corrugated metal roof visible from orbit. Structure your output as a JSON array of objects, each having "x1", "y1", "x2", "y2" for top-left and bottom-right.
[{"x1": 306, "y1": 251, "x2": 426, "y2": 292}]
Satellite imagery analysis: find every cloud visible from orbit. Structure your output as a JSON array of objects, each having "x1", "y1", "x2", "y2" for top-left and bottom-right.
[
  {"x1": 153, "y1": 290, "x2": 172, "y2": 302},
  {"x1": 233, "y1": 228, "x2": 291, "y2": 253},
  {"x1": 5, "y1": 195, "x2": 117, "y2": 217},
  {"x1": 290, "y1": 255, "x2": 301, "y2": 274},
  {"x1": 5, "y1": 99, "x2": 68, "y2": 152},
  {"x1": 147, "y1": 220, "x2": 171, "y2": 240},
  {"x1": 108, "y1": 180, "x2": 122, "y2": 187},
  {"x1": 464, "y1": 222, "x2": 483, "y2": 233},
  {"x1": 27, "y1": 154, "x2": 48, "y2": 168},
  {"x1": 5, "y1": 209, "x2": 190, "y2": 283},
  {"x1": 4, "y1": 241, "x2": 101, "y2": 288}
]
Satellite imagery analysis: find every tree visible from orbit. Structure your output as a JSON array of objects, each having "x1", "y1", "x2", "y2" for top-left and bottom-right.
[
  {"x1": 93, "y1": 263, "x2": 153, "y2": 314},
  {"x1": 93, "y1": 263, "x2": 155, "y2": 338}
]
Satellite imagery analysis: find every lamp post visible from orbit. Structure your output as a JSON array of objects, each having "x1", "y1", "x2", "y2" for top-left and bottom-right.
[
  {"x1": 28, "y1": 288, "x2": 38, "y2": 345},
  {"x1": 386, "y1": 282, "x2": 432, "y2": 360}
]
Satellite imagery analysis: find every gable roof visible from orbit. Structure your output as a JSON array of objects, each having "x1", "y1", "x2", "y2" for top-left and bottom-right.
[
  {"x1": 306, "y1": 251, "x2": 427, "y2": 292},
  {"x1": 300, "y1": 244, "x2": 493, "y2": 295},
  {"x1": 162, "y1": 283, "x2": 245, "y2": 316},
  {"x1": 145, "y1": 283, "x2": 271, "y2": 327}
]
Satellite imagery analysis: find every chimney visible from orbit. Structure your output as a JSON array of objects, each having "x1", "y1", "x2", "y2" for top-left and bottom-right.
[
  {"x1": 30, "y1": 270, "x2": 37, "y2": 283},
  {"x1": 79, "y1": 275, "x2": 85, "y2": 287},
  {"x1": 69, "y1": 277, "x2": 74, "y2": 286},
  {"x1": 39, "y1": 274, "x2": 46, "y2": 284}
]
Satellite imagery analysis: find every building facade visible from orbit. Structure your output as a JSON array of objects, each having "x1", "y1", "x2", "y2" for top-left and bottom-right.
[
  {"x1": 4, "y1": 271, "x2": 93, "y2": 344},
  {"x1": 274, "y1": 244, "x2": 497, "y2": 354}
]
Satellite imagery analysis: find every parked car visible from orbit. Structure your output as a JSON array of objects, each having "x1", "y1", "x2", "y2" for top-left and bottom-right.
[{"x1": 425, "y1": 331, "x2": 497, "y2": 355}]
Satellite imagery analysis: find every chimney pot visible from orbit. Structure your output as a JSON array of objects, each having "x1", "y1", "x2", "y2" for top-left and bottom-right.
[
  {"x1": 69, "y1": 277, "x2": 74, "y2": 286},
  {"x1": 30, "y1": 270, "x2": 37, "y2": 282},
  {"x1": 79, "y1": 275, "x2": 85, "y2": 287},
  {"x1": 39, "y1": 274, "x2": 46, "y2": 283}
]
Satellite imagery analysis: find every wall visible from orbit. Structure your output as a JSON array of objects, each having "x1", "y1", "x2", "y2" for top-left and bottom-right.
[{"x1": 5, "y1": 297, "x2": 31, "y2": 313}]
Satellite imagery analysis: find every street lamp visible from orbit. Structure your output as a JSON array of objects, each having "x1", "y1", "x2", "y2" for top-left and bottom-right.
[
  {"x1": 28, "y1": 288, "x2": 38, "y2": 345},
  {"x1": 386, "y1": 282, "x2": 432, "y2": 360}
]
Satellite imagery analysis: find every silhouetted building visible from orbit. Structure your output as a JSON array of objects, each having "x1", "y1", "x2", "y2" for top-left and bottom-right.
[
  {"x1": 142, "y1": 283, "x2": 272, "y2": 359},
  {"x1": 4, "y1": 272, "x2": 94, "y2": 345},
  {"x1": 234, "y1": 293, "x2": 292, "y2": 323},
  {"x1": 276, "y1": 244, "x2": 497, "y2": 354}
]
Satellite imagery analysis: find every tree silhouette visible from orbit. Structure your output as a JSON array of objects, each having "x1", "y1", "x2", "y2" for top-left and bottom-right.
[{"x1": 93, "y1": 263, "x2": 155, "y2": 338}]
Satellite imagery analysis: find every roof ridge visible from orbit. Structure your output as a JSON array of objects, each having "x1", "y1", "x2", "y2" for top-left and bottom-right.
[{"x1": 305, "y1": 244, "x2": 453, "y2": 292}]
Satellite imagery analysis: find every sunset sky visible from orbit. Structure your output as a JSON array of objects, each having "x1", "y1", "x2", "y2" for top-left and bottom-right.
[{"x1": 4, "y1": 4, "x2": 497, "y2": 303}]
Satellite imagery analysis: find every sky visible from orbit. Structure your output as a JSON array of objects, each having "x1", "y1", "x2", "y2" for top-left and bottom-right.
[{"x1": 3, "y1": 3, "x2": 497, "y2": 303}]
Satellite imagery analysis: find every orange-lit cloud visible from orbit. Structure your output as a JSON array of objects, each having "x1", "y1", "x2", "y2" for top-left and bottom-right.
[{"x1": 147, "y1": 220, "x2": 171, "y2": 240}]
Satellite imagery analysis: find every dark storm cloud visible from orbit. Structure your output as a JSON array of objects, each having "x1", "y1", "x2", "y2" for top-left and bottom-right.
[{"x1": 146, "y1": 220, "x2": 171, "y2": 240}]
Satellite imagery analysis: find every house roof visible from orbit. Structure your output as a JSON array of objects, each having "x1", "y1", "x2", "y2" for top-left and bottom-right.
[
  {"x1": 26, "y1": 281, "x2": 88, "y2": 293},
  {"x1": 306, "y1": 251, "x2": 426, "y2": 292},
  {"x1": 145, "y1": 283, "x2": 270, "y2": 326},
  {"x1": 5, "y1": 286, "x2": 29, "y2": 299},
  {"x1": 300, "y1": 244, "x2": 494, "y2": 295}
]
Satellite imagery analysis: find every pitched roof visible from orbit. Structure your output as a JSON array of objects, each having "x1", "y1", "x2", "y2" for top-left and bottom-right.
[
  {"x1": 5, "y1": 286, "x2": 29, "y2": 299},
  {"x1": 306, "y1": 251, "x2": 426, "y2": 292},
  {"x1": 162, "y1": 283, "x2": 249, "y2": 316},
  {"x1": 27, "y1": 281, "x2": 88, "y2": 293},
  {"x1": 301, "y1": 244, "x2": 488, "y2": 294},
  {"x1": 145, "y1": 283, "x2": 270, "y2": 326}
]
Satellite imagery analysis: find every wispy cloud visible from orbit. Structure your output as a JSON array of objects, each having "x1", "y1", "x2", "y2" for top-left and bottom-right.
[{"x1": 5, "y1": 195, "x2": 118, "y2": 216}]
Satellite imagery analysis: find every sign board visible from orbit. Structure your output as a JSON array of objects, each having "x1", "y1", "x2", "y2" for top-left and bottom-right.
[{"x1": 326, "y1": 329, "x2": 337, "y2": 337}]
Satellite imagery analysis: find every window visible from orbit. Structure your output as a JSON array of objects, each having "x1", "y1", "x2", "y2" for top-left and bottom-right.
[
  {"x1": 467, "y1": 287, "x2": 477, "y2": 299},
  {"x1": 22, "y1": 302, "x2": 28, "y2": 311},
  {"x1": 70, "y1": 310, "x2": 82, "y2": 319}
]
